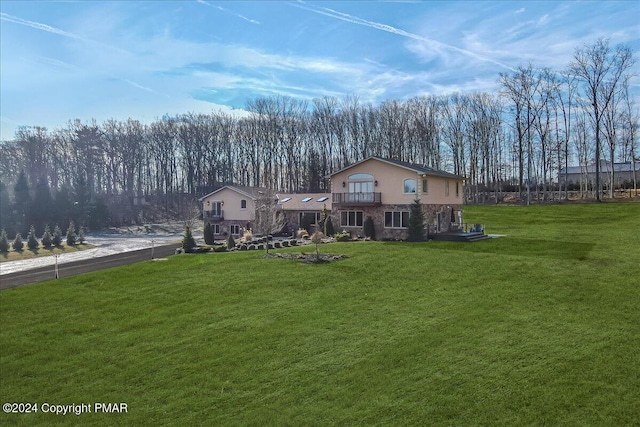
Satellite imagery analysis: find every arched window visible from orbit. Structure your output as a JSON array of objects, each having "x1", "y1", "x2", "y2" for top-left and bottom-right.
[
  {"x1": 241, "y1": 199, "x2": 247, "y2": 209},
  {"x1": 404, "y1": 179, "x2": 416, "y2": 193}
]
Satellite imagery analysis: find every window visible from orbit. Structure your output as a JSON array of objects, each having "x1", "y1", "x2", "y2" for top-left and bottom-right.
[
  {"x1": 241, "y1": 199, "x2": 247, "y2": 209},
  {"x1": 300, "y1": 212, "x2": 321, "y2": 225},
  {"x1": 404, "y1": 179, "x2": 416, "y2": 194},
  {"x1": 385, "y1": 211, "x2": 409, "y2": 228},
  {"x1": 280, "y1": 197, "x2": 291, "y2": 203},
  {"x1": 212, "y1": 224, "x2": 220, "y2": 234},
  {"x1": 422, "y1": 178, "x2": 428, "y2": 194},
  {"x1": 445, "y1": 180, "x2": 450, "y2": 197},
  {"x1": 211, "y1": 201, "x2": 222, "y2": 216},
  {"x1": 340, "y1": 211, "x2": 363, "y2": 227},
  {"x1": 348, "y1": 173, "x2": 374, "y2": 200},
  {"x1": 230, "y1": 225, "x2": 240, "y2": 235},
  {"x1": 301, "y1": 197, "x2": 312, "y2": 202},
  {"x1": 349, "y1": 173, "x2": 373, "y2": 180},
  {"x1": 317, "y1": 196, "x2": 328, "y2": 202},
  {"x1": 455, "y1": 181, "x2": 460, "y2": 197}
]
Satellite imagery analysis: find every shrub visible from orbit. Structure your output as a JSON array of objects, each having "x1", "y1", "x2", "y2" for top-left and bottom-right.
[
  {"x1": 282, "y1": 240, "x2": 289, "y2": 247},
  {"x1": 182, "y1": 226, "x2": 197, "y2": 253},
  {"x1": 12, "y1": 233, "x2": 24, "y2": 251},
  {"x1": 242, "y1": 229, "x2": 253, "y2": 243},
  {"x1": 407, "y1": 199, "x2": 425, "y2": 242},
  {"x1": 297, "y1": 228, "x2": 309, "y2": 240},
  {"x1": 213, "y1": 246, "x2": 227, "y2": 253},
  {"x1": 77, "y1": 227, "x2": 86, "y2": 244},
  {"x1": 311, "y1": 231, "x2": 324, "y2": 259},
  {"x1": 27, "y1": 225, "x2": 39, "y2": 250},
  {"x1": 52, "y1": 225, "x2": 63, "y2": 247},
  {"x1": 66, "y1": 221, "x2": 76, "y2": 246},
  {"x1": 0, "y1": 229, "x2": 9, "y2": 252},
  {"x1": 334, "y1": 231, "x2": 350, "y2": 242},
  {"x1": 363, "y1": 216, "x2": 376, "y2": 240},
  {"x1": 41, "y1": 225, "x2": 52, "y2": 248},
  {"x1": 289, "y1": 239, "x2": 297, "y2": 246},
  {"x1": 239, "y1": 244, "x2": 248, "y2": 251},
  {"x1": 324, "y1": 216, "x2": 336, "y2": 236},
  {"x1": 226, "y1": 234, "x2": 236, "y2": 249},
  {"x1": 204, "y1": 222, "x2": 215, "y2": 245}
]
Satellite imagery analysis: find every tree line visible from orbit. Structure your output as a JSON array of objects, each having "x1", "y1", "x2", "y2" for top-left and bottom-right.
[{"x1": 0, "y1": 38, "x2": 637, "y2": 235}]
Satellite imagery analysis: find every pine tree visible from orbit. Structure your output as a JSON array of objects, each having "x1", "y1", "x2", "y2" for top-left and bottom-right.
[
  {"x1": 0, "y1": 229, "x2": 9, "y2": 252},
  {"x1": 12, "y1": 233, "x2": 24, "y2": 251},
  {"x1": 407, "y1": 199, "x2": 425, "y2": 242},
  {"x1": 182, "y1": 226, "x2": 197, "y2": 253},
  {"x1": 203, "y1": 222, "x2": 214, "y2": 245},
  {"x1": 226, "y1": 233, "x2": 236, "y2": 249},
  {"x1": 66, "y1": 221, "x2": 76, "y2": 246},
  {"x1": 27, "y1": 225, "x2": 39, "y2": 250},
  {"x1": 77, "y1": 227, "x2": 86, "y2": 244},
  {"x1": 52, "y1": 225, "x2": 63, "y2": 247},
  {"x1": 41, "y1": 225, "x2": 52, "y2": 248},
  {"x1": 363, "y1": 216, "x2": 376, "y2": 240}
]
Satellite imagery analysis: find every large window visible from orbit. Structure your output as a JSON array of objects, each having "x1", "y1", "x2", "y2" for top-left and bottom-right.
[
  {"x1": 385, "y1": 211, "x2": 409, "y2": 228},
  {"x1": 340, "y1": 211, "x2": 364, "y2": 227},
  {"x1": 404, "y1": 179, "x2": 416, "y2": 194},
  {"x1": 299, "y1": 212, "x2": 321, "y2": 225}
]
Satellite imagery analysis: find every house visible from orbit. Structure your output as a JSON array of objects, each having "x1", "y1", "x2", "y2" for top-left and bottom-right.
[
  {"x1": 199, "y1": 185, "x2": 331, "y2": 238},
  {"x1": 276, "y1": 193, "x2": 332, "y2": 235},
  {"x1": 329, "y1": 157, "x2": 465, "y2": 240},
  {"x1": 199, "y1": 185, "x2": 268, "y2": 238},
  {"x1": 559, "y1": 161, "x2": 639, "y2": 189}
]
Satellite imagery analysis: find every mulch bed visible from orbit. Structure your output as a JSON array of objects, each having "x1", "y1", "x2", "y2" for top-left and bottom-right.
[{"x1": 264, "y1": 253, "x2": 348, "y2": 263}]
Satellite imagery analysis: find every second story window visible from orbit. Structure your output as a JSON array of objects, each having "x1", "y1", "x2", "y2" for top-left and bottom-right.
[
  {"x1": 241, "y1": 199, "x2": 247, "y2": 209},
  {"x1": 445, "y1": 181, "x2": 450, "y2": 197},
  {"x1": 422, "y1": 178, "x2": 428, "y2": 194},
  {"x1": 404, "y1": 179, "x2": 416, "y2": 194}
]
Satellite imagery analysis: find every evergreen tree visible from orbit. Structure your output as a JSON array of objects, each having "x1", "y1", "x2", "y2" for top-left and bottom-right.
[
  {"x1": 182, "y1": 226, "x2": 197, "y2": 253},
  {"x1": 0, "y1": 181, "x2": 11, "y2": 235},
  {"x1": 12, "y1": 233, "x2": 24, "y2": 251},
  {"x1": 300, "y1": 213, "x2": 315, "y2": 233},
  {"x1": 203, "y1": 222, "x2": 214, "y2": 245},
  {"x1": 0, "y1": 229, "x2": 9, "y2": 252},
  {"x1": 32, "y1": 177, "x2": 53, "y2": 235},
  {"x1": 77, "y1": 227, "x2": 86, "y2": 244},
  {"x1": 407, "y1": 199, "x2": 425, "y2": 242},
  {"x1": 52, "y1": 224, "x2": 63, "y2": 247},
  {"x1": 363, "y1": 216, "x2": 376, "y2": 240},
  {"x1": 66, "y1": 221, "x2": 76, "y2": 246},
  {"x1": 13, "y1": 171, "x2": 31, "y2": 235},
  {"x1": 41, "y1": 225, "x2": 52, "y2": 248},
  {"x1": 226, "y1": 233, "x2": 236, "y2": 249},
  {"x1": 27, "y1": 225, "x2": 39, "y2": 250},
  {"x1": 325, "y1": 216, "x2": 336, "y2": 236}
]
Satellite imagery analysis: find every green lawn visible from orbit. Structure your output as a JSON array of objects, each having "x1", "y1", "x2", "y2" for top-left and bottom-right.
[{"x1": 1, "y1": 203, "x2": 639, "y2": 426}]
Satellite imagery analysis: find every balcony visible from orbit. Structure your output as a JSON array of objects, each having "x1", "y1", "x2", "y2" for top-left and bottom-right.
[
  {"x1": 204, "y1": 210, "x2": 224, "y2": 221},
  {"x1": 332, "y1": 192, "x2": 381, "y2": 206}
]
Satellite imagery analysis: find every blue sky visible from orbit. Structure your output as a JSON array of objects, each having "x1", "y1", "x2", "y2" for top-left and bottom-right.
[{"x1": 1, "y1": 1, "x2": 638, "y2": 141}]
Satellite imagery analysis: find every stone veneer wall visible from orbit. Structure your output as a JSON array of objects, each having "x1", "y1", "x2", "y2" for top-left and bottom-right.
[{"x1": 337, "y1": 204, "x2": 463, "y2": 240}]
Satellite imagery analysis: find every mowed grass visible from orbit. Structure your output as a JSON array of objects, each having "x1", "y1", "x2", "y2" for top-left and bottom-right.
[{"x1": 1, "y1": 203, "x2": 639, "y2": 426}]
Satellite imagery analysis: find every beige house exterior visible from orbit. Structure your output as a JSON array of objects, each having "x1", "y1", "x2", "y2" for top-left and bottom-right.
[
  {"x1": 199, "y1": 186, "x2": 331, "y2": 238},
  {"x1": 330, "y1": 157, "x2": 465, "y2": 239}
]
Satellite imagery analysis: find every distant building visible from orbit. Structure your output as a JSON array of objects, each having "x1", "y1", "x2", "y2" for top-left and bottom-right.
[{"x1": 559, "y1": 161, "x2": 639, "y2": 188}]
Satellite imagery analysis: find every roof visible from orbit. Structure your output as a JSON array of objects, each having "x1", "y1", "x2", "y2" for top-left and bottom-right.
[
  {"x1": 198, "y1": 185, "x2": 270, "y2": 202},
  {"x1": 559, "y1": 162, "x2": 640, "y2": 175},
  {"x1": 329, "y1": 156, "x2": 465, "y2": 180},
  {"x1": 276, "y1": 193, "x2": 332, "y2": 211}
]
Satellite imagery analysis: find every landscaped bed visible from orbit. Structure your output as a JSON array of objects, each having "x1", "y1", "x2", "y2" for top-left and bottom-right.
[{"x1": 1, "y1": 203, "x2": 639, "y2": 426}]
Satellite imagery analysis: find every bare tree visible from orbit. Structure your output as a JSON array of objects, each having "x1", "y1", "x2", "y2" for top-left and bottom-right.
[
  {"x1": 253, "y1": 190, "x2": 285, "y2": 254},
  {"x1": 569, "y1": 38, "x2": 635, "y2": 201}
]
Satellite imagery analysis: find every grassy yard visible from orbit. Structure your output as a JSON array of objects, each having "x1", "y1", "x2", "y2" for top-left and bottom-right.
[{"x1": 1, "y1": 203, "x2": 639, "y2": 426}]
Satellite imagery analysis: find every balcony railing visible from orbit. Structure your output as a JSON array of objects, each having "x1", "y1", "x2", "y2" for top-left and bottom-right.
[
  {"x1": 332, "y1": 192, "x2": 381, "y2": 206},
  {"x1": 204, "y1": 210, "x2": 224, "y2": 220}
]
